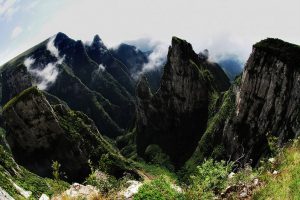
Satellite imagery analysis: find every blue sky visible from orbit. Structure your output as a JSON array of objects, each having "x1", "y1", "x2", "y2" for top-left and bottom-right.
[{"x1": 1, "y1": 0, "x2": 300, "y2": 65}]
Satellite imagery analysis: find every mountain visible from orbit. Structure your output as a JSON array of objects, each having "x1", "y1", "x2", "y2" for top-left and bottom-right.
[
  {"x1": 1, "y1": 32, "x2": 137, "y2": 138},
  {"x1": 218, "y1": 56, "x2": 244, "y2": 80},
  {"x1": 187, "y1": 38, "x2": 300, "y2": 170},
  {"x1": 2, "y1": 87, "x2": 135, "y2": 182},
  {"x1": 112, "y1": 43, "x2": 164, "y2": 92},
  {"x1": 112, "y1": 43, "x2": 148, "y2": 74},
  {"x1": 1, "y1": 32, "x2": 299, "y2": 199},
  {"x1": 135, "y1": 37, "x2": 230, "y2": 168}
]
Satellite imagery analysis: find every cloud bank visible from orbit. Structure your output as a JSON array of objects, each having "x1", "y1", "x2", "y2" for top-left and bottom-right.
[
  {"x1": 24, "y1": 35, "x2": 64, "y2": 90},
  {"x1": 141, "y1": 44, "x2": 168, "y2": 74},
  {"x1": 47, "y1": 35, "x2": 60, "y2": 58}
]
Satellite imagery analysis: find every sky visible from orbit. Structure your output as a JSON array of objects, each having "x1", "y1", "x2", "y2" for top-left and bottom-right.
[{"x1": 1, "y1": 0, "x2": 300, "y2": 66}]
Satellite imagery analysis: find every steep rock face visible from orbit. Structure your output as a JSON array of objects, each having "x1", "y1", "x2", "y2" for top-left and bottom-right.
[
  {"x1": 136, "y1": 37, "x2": 215, "y2": 167},
  {"x1": 2, "y1": 87, "x2": 133, "y2": 181},
  {"x1": 1, "y1": 65, "x2": 32, "y2": 105},
  {"x1": 222, "y1": 39, "x2": 300, "y2": 164}
]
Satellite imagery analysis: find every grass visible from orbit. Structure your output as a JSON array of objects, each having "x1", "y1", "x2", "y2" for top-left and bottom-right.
[
  {"x1": 253, "y1": 138, "x2": 300, "y2": 199},
  {"x1": 183, "y1": 88, "x2": 236, "y2": 181},
  {"x1": 2, "y1": 86, "x2": 40, "y2": 111},
  {"x1": 134, "y1": 176, "x2": 183, "y2": 200},
  {"x1": 0, "y1": 144, "x2": 69, "y2": 199}
]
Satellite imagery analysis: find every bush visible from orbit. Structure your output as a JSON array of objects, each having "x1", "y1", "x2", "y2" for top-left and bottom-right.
[
  {"x1": 144, "y1": 144, "x2": 174, "y2": 171},
  {"x1": 185, "y1": 159, "x2": 232, "y2": 199},
  {"x1": 85, "y1": 171, "x2": 119, "y2": 194},
  {"x1": 134, "y1": 176, "x2": 183, "y2": 200}
]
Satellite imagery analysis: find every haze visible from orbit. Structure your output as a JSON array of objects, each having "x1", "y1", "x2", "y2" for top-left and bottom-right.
[{"x1": 1, "y1": 0, "x2": 300, "y2": 65}]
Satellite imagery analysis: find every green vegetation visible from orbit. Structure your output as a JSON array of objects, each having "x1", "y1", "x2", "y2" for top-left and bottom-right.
[
  {"x1": 253, "y1": 138, "x2": 300, "y2": 199},
  {"x1": 52, "y1": 161, "x2": 62, "y2": 181},
  {"x1": 134, "y1": 176, "x2": 183, "y2": 200},
  {"x1": 183, "y1": 87, "x2": 236, "y2": 181},
  {"x1": 184, "y1": 159, "x2": 232, "y2": 200},
  {"x1": 2, "y1": 86, "x2": 41, "y2": 111},
  {"x1": 0, "y1": 145, "x2": 68, "y2": 199},
  {"x1": 144, "y1": 144, "x2": 174, "y2": 171}
]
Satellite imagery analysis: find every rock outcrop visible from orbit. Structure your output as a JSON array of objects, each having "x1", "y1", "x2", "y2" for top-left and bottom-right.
[
  {"x1": 3, "y1": 87, "x2": 134, "y2": 181},
  {"x1": 136, "y1": 37, "x2": 229, "y2": 167},
  {"x1": 223, "y1": 38, "x2": 300, "y2": 164},
  {"x1": 1, "y1": 64, "x2": 32, "y2": 105}
]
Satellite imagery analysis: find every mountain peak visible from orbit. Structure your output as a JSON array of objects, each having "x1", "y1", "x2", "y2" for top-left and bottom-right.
[
  {"x1": 55, "y1": 32, "x2": 69, "y2": 41},
  {"x1": 169, "y1": 36, "x2": 198, "y2": 63},
  {"x1": 171, "y1": 36, "x2": 187, "y2": 45},
  {"x1": 90, "y1": 34, "x2": 107, "y2": 52},
  {"x1": 93, "y1": 34, "x2": 103, "y2": 44},
  {"x1": 254, "y1": 38, "x2": 300, "y2": 66}
]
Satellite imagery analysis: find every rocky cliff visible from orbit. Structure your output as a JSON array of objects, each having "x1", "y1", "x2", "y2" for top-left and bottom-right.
[
  {"x1": 136, "y1": 37, "x2": 230, "y2": 167},
  {"x1": 223, "y1": 38, "x2": 300, "y2": 164},
  {"x1": 2, "y1": 87, "x2": 135, "y2": 182},
  {"x1": 188, "y1": 38, "x2": 300, "y2": 168}
]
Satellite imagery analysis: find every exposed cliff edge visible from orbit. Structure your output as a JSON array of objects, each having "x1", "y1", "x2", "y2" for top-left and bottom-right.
[
  {"x1": 136, "y1": 37, "x2": 230, "y2": 167},
  {"x1": 223, "y1": 38, "x2": 300, "y2": 164},
  {"x1": 188, "y1": 38, "x2": 300, "y2": 169},
  {"x1": 3, "y1": 87, "x2": 135, "y2": 182}
]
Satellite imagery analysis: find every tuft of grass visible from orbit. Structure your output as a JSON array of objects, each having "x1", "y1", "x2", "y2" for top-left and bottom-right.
[
  {"x1": 134, "y1": 176, "x2": 183, "y2": 200},
  {"x1": 254, "y1": 138, "x2": 300, "y2": 199},
  {"x1": 2, "y1": 86, "x2": 40, "y2": 111},
  {"x1": 184, "y1": 159, "x2": 232, "y2": 200}
]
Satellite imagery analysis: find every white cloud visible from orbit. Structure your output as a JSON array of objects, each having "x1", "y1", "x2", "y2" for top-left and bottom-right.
[
  {"x1": 23, "y1": 37, "x2": 65, "y2": 90},
  {"x1": 1, "y1": 0, "x2": 300, "y2": 66},
  {"x1": 130, "y1": 42, "x2": 168, "y2": 80},
  {"x1": 27, "y1": 62, "x2": 59, "y2": 90},
  {"x1": 24, "y1": 56, "x2": 35, "y2": 68},
  {"x1": 46, "y1": 35, "x2": 60, "y2": 58},
  {"x1": 141, "y1": 44, "x2": 168, "y2": 73},
  {"x1": 11, "y1": 26, "x2": 23, "y2": 39},
  {"x1": 98, "y1": 64, "x2": 105, "y2": 72}
]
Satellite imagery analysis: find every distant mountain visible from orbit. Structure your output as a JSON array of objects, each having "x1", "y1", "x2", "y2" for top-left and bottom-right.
[
  {"x1": 217, "y1": 56, "x2": 244, "y2": 80},
  {"x1": 112, "y1": 43, "x2": 164, "y2": 92}
]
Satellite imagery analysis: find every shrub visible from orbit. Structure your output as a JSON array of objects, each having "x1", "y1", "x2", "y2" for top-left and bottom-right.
[
  {"x1": 185, "y1": 159, "x2": 232, "y2": 199},
  {"x1": 134, "y1": 176, "x2": 183, "y2": 200},
  {"x1": 144, "y1": 144, "x2": 174, "y2": 171},
  {"x1": 85, "y1": 171, "x2": 119, "y2": 194},
  {"x1": 52, "y1": 161, "x2": 62, "y2": 181}
]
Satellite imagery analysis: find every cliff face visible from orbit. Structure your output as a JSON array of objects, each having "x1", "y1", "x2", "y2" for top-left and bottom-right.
[
  {"x1": 1, "y1": 65, "x2": 32, "y2": 105},
  {"x1": 136, "y1": 37, "x2": 229, "y2": 167},
  {"x1": 223, "y1": 39, "x2": 300, "y2": 164},
  {"x1": 3, "y1": 87, "x2": 134, "y2": 182}
]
